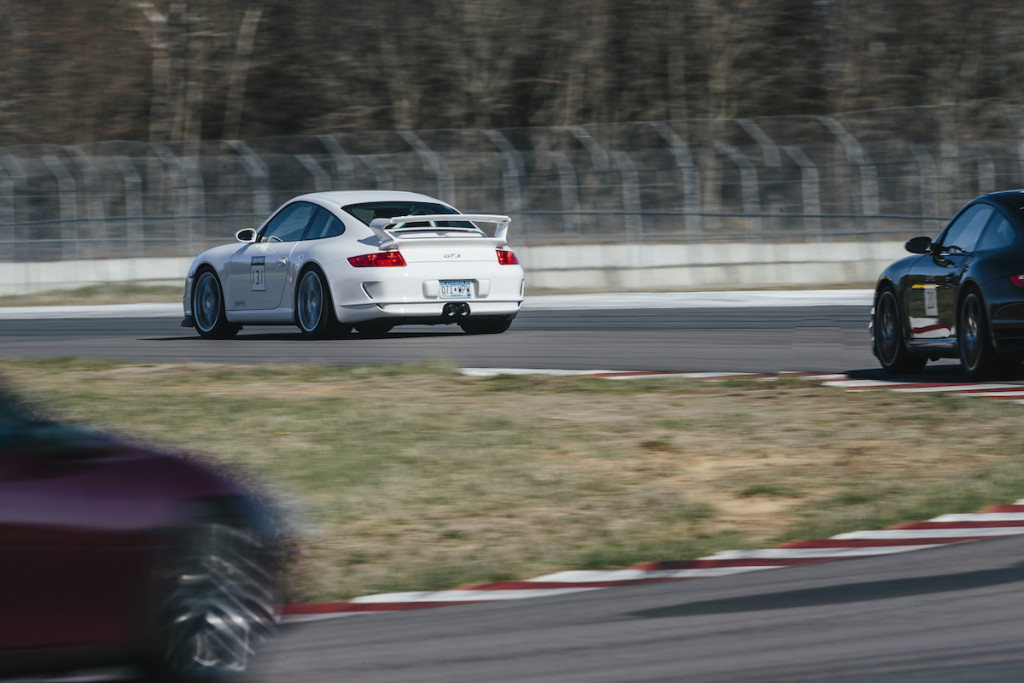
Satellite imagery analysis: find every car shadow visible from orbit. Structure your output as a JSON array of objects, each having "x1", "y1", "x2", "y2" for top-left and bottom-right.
[
  {"x1": 845, "y1": 363, "x2": 1024, "y2": 383},
  {"x1": 154, "y1": 328, "x2": 468, "y2": 342},
  {"x1": 630, "y1": 564, "x2": 1024, "y2": 619}
]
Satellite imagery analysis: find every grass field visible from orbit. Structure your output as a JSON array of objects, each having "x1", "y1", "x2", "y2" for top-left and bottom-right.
[
  {"x1": 0, "y1": 284, "x2": 183, "y2": 307},
  {"x1": 3, "y1": 358, "x2": 1024, "y2": 603}
]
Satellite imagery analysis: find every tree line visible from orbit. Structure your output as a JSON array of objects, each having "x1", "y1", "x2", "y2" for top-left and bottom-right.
[{"x1": 2, "y1": 0, "x2": 1023, "y2": 146}]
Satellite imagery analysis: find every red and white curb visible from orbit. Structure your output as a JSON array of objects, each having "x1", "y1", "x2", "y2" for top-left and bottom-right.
[
  {"x1": 279, "y1": 368, "x2": 1024, "y2": 623},
  {"x1": 460, "y1": 368, "x2": 1024, "y2": 403},
  {"x1": 281, "y1": 500, "x2": 1024, "y2": 622}
]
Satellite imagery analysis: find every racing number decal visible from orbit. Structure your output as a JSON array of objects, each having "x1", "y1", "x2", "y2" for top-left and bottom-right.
[
  {"x1": 923, "y1": 287, "x2": 938, "y2": 317},
  {"x1": 251, "y1": 256, "x2": 266, "y2": 291}
]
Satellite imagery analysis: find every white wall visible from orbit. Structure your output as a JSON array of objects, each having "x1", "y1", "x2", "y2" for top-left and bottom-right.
[{"x1": 0, "y1": 241, "x2": 908, "y2": 296}]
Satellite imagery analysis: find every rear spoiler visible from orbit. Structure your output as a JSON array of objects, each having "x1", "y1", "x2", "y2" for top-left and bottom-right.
[{"x1": 368, "y1": 214, "x2": 511, "y2": 248}]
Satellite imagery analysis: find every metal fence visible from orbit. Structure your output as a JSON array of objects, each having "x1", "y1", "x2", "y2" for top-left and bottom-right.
[{"x1": 3, "y1": 104, "x2": 1024, "y2": 263}]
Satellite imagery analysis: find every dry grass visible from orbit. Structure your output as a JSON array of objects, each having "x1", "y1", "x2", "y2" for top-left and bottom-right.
[
  {"x1": 3, "y1": 359, "x2": 1024, "y2": 602},
  {"x1": 0, "y1": 283, "x2": 182, "y2": 307}
]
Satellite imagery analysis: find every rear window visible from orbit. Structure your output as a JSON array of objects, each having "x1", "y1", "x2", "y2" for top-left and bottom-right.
[{"x1": 342, "y1": 201, "x2": 476, "y2": 229}]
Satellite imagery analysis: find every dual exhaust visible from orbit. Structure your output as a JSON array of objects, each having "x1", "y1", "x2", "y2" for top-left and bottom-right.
[{"x1": 442, "y1": 302, "x2": 471, "y2": 318}]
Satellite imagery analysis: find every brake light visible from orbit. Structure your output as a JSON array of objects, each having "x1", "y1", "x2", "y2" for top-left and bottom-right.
[
  {"x1": 1012, "y1": 274, "x2": 1024, "y2": 288},
  {"x1": 496, "y1": 249, "x2": 519, "y2": 265},
  {"x1": 348, "y1": 251, "x2": 407, "y2": 267}
]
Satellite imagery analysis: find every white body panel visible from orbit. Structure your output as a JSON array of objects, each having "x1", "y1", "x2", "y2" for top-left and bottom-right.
[{"x1": 183, "y1": 191, "x2": 525, "y2": 333}]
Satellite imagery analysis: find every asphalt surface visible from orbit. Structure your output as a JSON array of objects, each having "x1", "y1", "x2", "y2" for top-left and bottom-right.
[
  {"x1": 249, "y1": 535, "x2": 1024, "y2": 683},
  {"x1": 0, "y1": 301, "x2": 878, "y2": 374},
  {"x1": 1, "y1": 292, "x2": 1020, "y2": 682}
]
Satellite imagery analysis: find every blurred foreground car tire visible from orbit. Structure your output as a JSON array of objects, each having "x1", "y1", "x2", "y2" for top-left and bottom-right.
[{"x1": 147, "y1": 518, "x2": 278, "y2": 682}]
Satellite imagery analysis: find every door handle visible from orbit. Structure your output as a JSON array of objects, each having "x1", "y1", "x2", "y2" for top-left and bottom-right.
[{"x1": 276, "y1": 257, "x2": 288, "y2": 266}]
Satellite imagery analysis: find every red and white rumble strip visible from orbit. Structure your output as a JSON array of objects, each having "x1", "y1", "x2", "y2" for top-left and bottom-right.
[
  {"x1": 279, "y1": 368, "x2": 1024, "y2": 622},
  {"x1": 461, "y1": 368, "x2": 1024, "y2": 403},
  {"x1": 281, "y1": 499, "x2": 1024, "y2": 622}
]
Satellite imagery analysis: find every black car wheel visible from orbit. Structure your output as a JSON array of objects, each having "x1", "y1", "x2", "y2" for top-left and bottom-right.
[
  {"x1": 149, "y1": 521, "x2": 277, "y2": 681},
  {"x1": 192, "y1": 270, "x2": 240, "y2": 339},
  {"x1": 874, "y1": 288, "x2": 926, "y2": 374},
  {"x1": 958, "y1": 290, "x2": 1002, "y2": 379}
]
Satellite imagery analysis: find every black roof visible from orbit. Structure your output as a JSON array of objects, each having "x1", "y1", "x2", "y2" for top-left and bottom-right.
[{"x1": 978, "y1": 189, "x2": 1024, "y2": 213}]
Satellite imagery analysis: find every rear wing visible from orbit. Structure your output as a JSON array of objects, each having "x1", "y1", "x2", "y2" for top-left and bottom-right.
[{"x1": 368, "y1": 214, "x2": 511, "y2": 248}]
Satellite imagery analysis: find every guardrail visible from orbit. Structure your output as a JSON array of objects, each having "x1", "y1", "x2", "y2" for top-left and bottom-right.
[
  {"x1": 2, "y1": 105, "x2": 1019, "y2": 293},
  {"x1": 2, "y1": 106, "x2": 1016, "y2": 261}
]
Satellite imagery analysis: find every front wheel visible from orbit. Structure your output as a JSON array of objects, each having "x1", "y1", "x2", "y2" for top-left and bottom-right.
[
  {"x1": 959, "y1": 290, "x2": 1002, "y2": 379},
  {"x1": 192, "y1": 270, "x2": 240, "y2": 339},
  {"x1": 873, "y1": 288, "x2": 925, "y2": 374}
]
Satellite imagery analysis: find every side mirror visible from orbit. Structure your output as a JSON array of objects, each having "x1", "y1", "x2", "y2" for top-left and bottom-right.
[
  {"x1": 236, "y1": 228, "x2": 256, "y2": 242},
  {"x1": 905, "y1": 236, "x2": 932, "y2": 254}
]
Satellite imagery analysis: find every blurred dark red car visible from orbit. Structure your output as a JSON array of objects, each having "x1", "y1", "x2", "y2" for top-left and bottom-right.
[{"x1": 0, "y1": 389, "x2": 282, "y2": 681}]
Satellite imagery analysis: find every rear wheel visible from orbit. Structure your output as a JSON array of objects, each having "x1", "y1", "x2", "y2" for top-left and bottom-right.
[
  {"x1": 459, "y1": 315, "x2": 514, "y2": 335},
  {"x1": 873, "y1": 288, "x2": 925, "y2": 374},
  {"x1": 149, "y1": 522, "x2": 277, "y2": 681},
  {"x1": 959, "y1": 290, "x2": 1002, "y2": 379},
  {"x1": 192, "y1": 270, "x2": 239, "y2": 339},
  {"x1": 296, "y1": 267, "x2": 348, "y2": 339}
]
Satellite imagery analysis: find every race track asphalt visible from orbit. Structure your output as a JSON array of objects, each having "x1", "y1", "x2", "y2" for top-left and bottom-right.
[
  {"x1": 0, "y1": 291, "x2": 882, "y2": 374},
  {"x1": 2, "y1": 291, "x2": 1019, "y2": 682}
]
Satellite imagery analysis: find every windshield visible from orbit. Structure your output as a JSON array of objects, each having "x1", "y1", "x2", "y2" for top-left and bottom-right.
[{"x1": 342, "y1": 201, "x2": 477, "y2": 229}]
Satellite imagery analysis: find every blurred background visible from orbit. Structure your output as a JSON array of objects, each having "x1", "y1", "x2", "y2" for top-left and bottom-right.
[{"x1": 4, "y1": 0, "x2": 1024, "y2": 287}]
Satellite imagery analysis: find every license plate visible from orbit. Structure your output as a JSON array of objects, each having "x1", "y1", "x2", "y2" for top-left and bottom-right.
[{"x1": 440, "y1": 280, "x2": 472, "y2": 299}]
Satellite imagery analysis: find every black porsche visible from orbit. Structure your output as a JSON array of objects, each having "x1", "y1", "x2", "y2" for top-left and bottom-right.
[{"x1": 871, "y1": 190, "x2": 1024, "y2": 378}]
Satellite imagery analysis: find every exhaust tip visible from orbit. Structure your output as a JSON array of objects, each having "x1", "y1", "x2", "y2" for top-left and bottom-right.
[{"x1": 442, "y1": 302, "x2": 471, "y2": 318}]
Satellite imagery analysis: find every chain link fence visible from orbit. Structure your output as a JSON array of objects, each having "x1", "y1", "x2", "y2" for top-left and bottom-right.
[{"x1": 3, "y1": 104, "x2": 1023, "y2": 264}]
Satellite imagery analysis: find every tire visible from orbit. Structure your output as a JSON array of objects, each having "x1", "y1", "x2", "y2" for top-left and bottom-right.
[
  {"x1": 148, "y1": 522, "x2": 277, "y2": 681},
  {"x1": 873, "y1": 287, "x2": 926, "y2": 375},
  {"x1": 459, "y1": 315, "x2": 514, "y2": 335},
  {"x1": 192, "y1": 269, "x2": 240, "y2": 339},
  {"x1": 296, "y1": 267, "x2": 348, "y2": 339},
  {"x1": 958, "y1": 290, "x2": 1002, "y2": 379}
]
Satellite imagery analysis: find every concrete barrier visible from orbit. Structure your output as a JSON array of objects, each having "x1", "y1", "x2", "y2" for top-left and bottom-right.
[
  {"x1": 0, "y1": 241, "x2": 908, "y2": 296},
  {"x1": 519, "y1": 240, "x2": 905, "y2": 290},
  {"x1": 0, "y1": 257, "x2": 194, "y2": 296}
]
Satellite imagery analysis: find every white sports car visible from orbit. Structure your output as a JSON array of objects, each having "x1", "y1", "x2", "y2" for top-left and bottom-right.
[{"x1": 182, "y1": 191, "x2": 525, "y2": 338}]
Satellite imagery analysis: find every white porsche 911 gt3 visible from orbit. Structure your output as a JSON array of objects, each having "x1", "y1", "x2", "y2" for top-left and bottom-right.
[{"x1": 182, "y1": 190, "x2": 525, "y2": 338}]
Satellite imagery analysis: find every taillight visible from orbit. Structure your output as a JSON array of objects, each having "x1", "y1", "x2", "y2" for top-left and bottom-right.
[
  {"x1": 496, "y1": 249, "x2": 519, "y2": 265},
  {"x1": 348, "y1": 251, "x2": 407, "y2": 267},
  {"x1": 1011, "y1": 274, "x2": 1024, "y2": 288}
]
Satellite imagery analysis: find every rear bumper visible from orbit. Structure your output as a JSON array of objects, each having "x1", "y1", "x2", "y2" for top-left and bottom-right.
[
  {"x1": 332, "y1": 263, "x2": 525, "y2": 324},
  {"x1": 338, "y1": 299, "x2": 522, "y2": 324}
]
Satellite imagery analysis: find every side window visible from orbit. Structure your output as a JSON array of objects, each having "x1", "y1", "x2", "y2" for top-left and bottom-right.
[
  {"x1": 938, "y1": 204, "x2": 992, "y2": 253},
  {"x1": 975, "y1": 213, "x2": 1018, "y2": 252},
  {"x1": 260, "y1": 202, "x2": 316, "y2": 243},
  {"x1": 301, "y1": 208, "x2": 346, "y2": 240}
]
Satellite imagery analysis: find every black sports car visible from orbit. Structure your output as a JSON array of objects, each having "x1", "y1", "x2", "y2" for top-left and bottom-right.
[{"x1": 871, "y1": 190, "x2": 1024, "y2": 378}]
